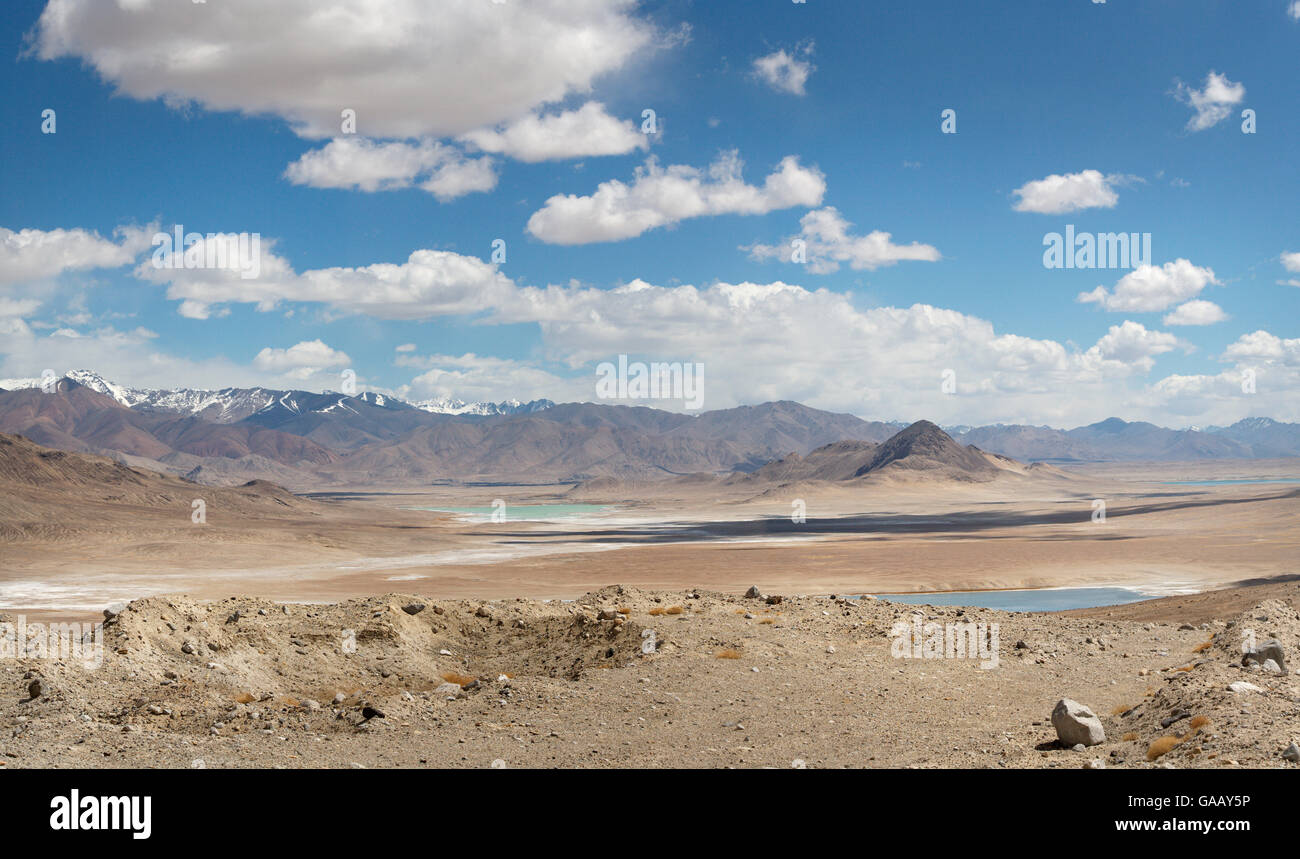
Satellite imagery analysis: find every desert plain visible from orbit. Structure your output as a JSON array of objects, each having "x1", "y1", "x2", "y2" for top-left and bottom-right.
[{"x1": 0, "y1": 431, "x2": 1298, "y2": 768}]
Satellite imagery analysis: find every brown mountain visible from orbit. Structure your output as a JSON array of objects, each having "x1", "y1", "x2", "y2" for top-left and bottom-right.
[
  {"x1": 858, "y1": 420, "x2": 999, "y2": 479},
  {"x1": 0, "y1": 382, "x2": 336, "y2": 473}
]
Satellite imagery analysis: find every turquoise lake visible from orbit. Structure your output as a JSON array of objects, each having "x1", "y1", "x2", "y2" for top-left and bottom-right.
[{"x1": 870, "y1": 586, "x2": 1156, "y2": 612}]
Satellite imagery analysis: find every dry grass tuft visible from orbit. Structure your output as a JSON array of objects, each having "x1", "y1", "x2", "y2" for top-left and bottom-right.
[
  {"x1": 1111, "y1": 703, "x2": 1132, "y2": 716},
  {"x1": 648, "y1": 607, "x2": 666, "y2": 616},
  {"x1": 1192, "y1": 637, "x2": 1214, "y2": 653},
  {"x1": 617, "y1": 607, "x2": 631, "y2": 615},
  {"x1": 715, "y1": 649, "x2": 742, "y2": 659},
  {"x1": 1121, "y1": 731, "x2": 1140, "y2": 742},
  {"x1": 1146, "y1": 735, "x2": 1183, "y2": 761},
  {"x1": 759, "y1": 618, "x2": 775, "y2": 625},
  {"x1": 234, "y1": 692, "x2": 255, "y2": 704},
  {"x1": 440, "y1": 671, "x2": 476, "y2": 687},
  {"x1": 665, "y1": 605, "x2": 685, "y2": 615},
  {"x1": 1188, "y1": 715, "x2": 1210, "y2": 732}
]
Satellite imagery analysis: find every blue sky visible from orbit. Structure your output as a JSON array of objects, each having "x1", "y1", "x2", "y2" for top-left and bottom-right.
[{"x1": 1, "y1": 0, "x2": 1297, "y2": 426}]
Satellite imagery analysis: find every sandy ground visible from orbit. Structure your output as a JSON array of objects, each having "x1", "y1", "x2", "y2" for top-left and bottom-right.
[
  {"x1": 1, "y1": 582, "x2": 1297, "y2": 769},
  {"x1": 3, "y1": 464, "x2": 1297, "y2": 623}
]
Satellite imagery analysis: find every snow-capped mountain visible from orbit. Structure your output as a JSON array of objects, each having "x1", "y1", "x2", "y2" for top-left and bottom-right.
[
  {"x1": 408, "y1": 396, "x2": 556, "y2": 416},
  {"x1": 0, "y1": 370, "x2": 554, "y2": 423}
]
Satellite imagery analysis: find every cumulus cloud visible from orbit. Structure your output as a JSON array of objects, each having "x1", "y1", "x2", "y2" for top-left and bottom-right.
[
  {"x1": 1078, "y1": 259, "x2": 1219, "y2": 312},
  {"x1": 1011, "y1": 170, "x2": 1122, "y2": 214},
  {"x1": 252, "y1": 340, "x2": 352, "y2": 379},
  {"x1": 752, "y1": 48, "x2": 814, "y2": 96},
  {"x1": 32, "y1": 0, "x2": 659, "y2": 139},
  {"x1": 1291, "y1": 1, "x2": 1300, "y2": 21},
  {"x1": 525, "y1": 151, "x2": 826, "y2": 245},
  {"x1": 1163, "y1": 299, "x2": 1228, "y2": 326},
  {"x1": 745, "y1": 207, "x2": 940, "y2": 273},
  {"x1": 283, "y1": 138, "x2": 496, "y2": 200},
  {"x1": 1, "y1": 225, "x2": 153, "y2": 284},
  {"x1": 137, "y1": 241, "x2": 515, "y2": 321},
  {"x1": 1223, "y1": 329, "x2": 1300, "y2": 364},
  {"x1": 459, "y1": 102, "x2": 646, "y2": 163},
  {"x1": 1172, "y1": 71, "x2": 1245, "y2": 132}
]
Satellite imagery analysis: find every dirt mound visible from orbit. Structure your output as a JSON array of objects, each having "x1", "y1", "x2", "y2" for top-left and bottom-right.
[{"x1": 1106, "y1": 599, "x2": 1300, "y2": 767}]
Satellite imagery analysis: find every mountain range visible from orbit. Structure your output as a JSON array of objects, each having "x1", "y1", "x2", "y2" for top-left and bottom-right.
[{"x1": 0, "y1": 371, "x2": 1296, "y2": 488}]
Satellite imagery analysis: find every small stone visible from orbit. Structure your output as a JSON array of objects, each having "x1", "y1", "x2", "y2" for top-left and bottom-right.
[
  {"x1": 744, "y1": 586, "x2": 762, "y2": 599},
  {"x1": 1228, "y1": 681, "x2": 1264, "y2": 694},
  {"x1": 1083, "y1": 759, "x2": 1105, "y2": 769},
  {"x1": 401, "y1": 603, "x2": 426, "y2": 615},
  {"x1": 26, "y1": 679, "x2": 41, "y2": 699},
  {"x1": 1283, "y1": 742, "x2": 1300, "y2": 763},
  {"x1": 361, "y1": 705, "x2": 385, "y2": 720}
]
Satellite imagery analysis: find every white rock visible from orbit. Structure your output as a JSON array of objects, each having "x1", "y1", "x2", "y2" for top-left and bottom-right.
[{"x1": 1051, "y1": 698, "x2": 1105, "y2": 747}]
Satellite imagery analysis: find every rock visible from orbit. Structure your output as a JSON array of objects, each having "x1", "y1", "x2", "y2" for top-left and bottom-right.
[
  {"x1": 597, "y1": 608, "x2": 619, "y2": 621},
  {"x1": 475, "y1": 606, "x2": 492, "y2": 618},
  {"x1": 1083, "y1": 759, "x2": 1105, "y2": 769},
  {"x1": 1072, "y1": 743, "x2": 1086, "y2": 752},
  {"x1": 1242, "y1": 639, "x2": 1287, "y2": 673},
  {"x1": 181, "y1": 641, "x2": 196, "y2": 655},
  {"x1": 1283, "y1": 742, "x2": 1300, "y2": 763},
  {"x1": 744, "y1": 586, "x2": 763, "y2": 599},
  {"x1": 333, "y1": 692, "x2": 346, "y2": 705},
  {"x1": 1262, "y1": 659, "x2": 1283, "y2": 675},
  {"x1": 1160, "y1": 709, "x2": 1191, "y2": 729},
  {"x1": 26, "y1": 679, "x2": 41, "y2": 699},
  {"x1": 765, "y1": 595, "x2": 783, "y2": 605},
  {"x1": 361, "y1": 705, "x2": 385, "y2": 720},
  {"x1": 434, "y1": 682, "x2": 462, "y2": 697},
  {"x1": 1051, "y1": 698, "x2": 1105, "y2": 747},
  {"x1": 401, "y1": 603, "x2": 426, "y2": 615},
  {"x1": 1014, "y1": 640, "x2": 1029, "y2": 650},
  {"x1": 1228, "y1": 681, "x2": 1264, "y2": 694}
]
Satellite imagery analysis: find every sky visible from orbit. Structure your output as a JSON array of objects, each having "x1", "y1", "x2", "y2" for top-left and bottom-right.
[{"x1": 1, "y1": 0, "x2": 1297, "y2": 427}]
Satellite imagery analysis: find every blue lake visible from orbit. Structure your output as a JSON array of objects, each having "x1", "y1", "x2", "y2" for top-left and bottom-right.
[
  {"x1": 870, "y1": 586, "x2": 1157, "y2": 612},
  {"x1": 1158, "y1": 478, "x2": 1300, "y2": 486}
]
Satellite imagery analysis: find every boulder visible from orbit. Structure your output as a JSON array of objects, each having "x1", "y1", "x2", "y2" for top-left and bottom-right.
[
  {"x1": 1051, "y1": 698, "x2": 1105, "y2": 747},
  {"x1": 1242, "y1": 639, "x2": 1287, "y2": 673}
]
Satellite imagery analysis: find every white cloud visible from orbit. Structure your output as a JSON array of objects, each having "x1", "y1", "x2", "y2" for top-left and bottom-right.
[
  {"x1": 1082, "y1": 321, "x2": 1180, "y2": 373},
  {"x1": 745, "y1": 207, "x2": 940, "y2": 273},
  {"x1": 1162, "y1": 299, "x2": 1227, "y2": 326},
  {"x1": 1078, "y1": 259, "x2": 1219, "y2": 312},
  {"x1": 1223, "y1": 329, "x2": 1300, "y2": 364},
  {"x1": 1011, "y1": 170, "x2": 1121, "y2": 214},
  {"x1": 252, "y1": 340, "x2": 352, "y2": 379},
  {"x1": 753, "y1": 48, "x2": 814, "y2": 96},
  {"x1": 137, "y1": 242, "x2": 515, "y2": 321},
  {"x1": 460, "y1": 102, "x2": 646, "y2": 163},
  {"x1": 1173, "y1": 71, "x2": 1245, "y2": 132},
  {"x1": 1291, "y1": 1, "x2": 1300, "y2": 21},
  {"x1": 399, "y1": 353, "x2": 584, "y2": 404},
  {"x1": 1, "y1": 225, "x2": 152, "y2": 284},
  {"x1": 283, "y1": 138, "x2": 497, "y2": 200},
  {"x1": 32, "y1": 0, "x2": 660, "y2": 139},
  {"x1": 525, "y1": 151, "x2": 826, "y2": 245}
]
